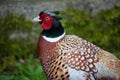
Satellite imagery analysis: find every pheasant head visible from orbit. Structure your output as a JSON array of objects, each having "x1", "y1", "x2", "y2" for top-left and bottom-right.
[{"x1": 33, "y1": 10, "x2": 65, "y2": 42}]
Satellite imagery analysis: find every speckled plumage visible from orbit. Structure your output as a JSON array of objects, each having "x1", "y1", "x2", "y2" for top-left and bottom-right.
[{"x1": 38, "y1": 35, "x2": 120, "y2": 80}]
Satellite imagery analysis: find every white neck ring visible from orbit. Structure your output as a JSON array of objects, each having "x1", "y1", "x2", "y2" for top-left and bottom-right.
[{"x1": 42, "y1": 32, "x2": 66, "y2": 42}]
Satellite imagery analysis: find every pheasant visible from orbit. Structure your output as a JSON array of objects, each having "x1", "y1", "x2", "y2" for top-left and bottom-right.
[{"x1": 33, "y1": 10, "x2": 120, "y2": 80}]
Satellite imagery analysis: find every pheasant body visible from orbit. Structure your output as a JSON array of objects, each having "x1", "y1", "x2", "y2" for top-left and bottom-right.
[
  {"x1": 33, "y1": 10, "x2": 120, "y2": 80},
  {"x1": 38, "y1": 35, "x2": 120, "y2": 80}
]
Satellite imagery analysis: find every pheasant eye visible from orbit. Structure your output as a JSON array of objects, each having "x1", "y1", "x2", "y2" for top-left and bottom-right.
[{"x1": 46, "y1": 17, "x2": 50, "y2": 21}]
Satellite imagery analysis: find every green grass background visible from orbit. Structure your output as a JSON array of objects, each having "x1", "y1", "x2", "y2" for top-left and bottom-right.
[{"x1": 0, "y1": 7, "x2": 120, "y2": 80}]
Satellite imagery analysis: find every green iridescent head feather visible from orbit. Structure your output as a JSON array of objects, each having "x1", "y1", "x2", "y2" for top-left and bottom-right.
[{"x1": 42, "y1": 10, "x2": 62, "y2": 20}]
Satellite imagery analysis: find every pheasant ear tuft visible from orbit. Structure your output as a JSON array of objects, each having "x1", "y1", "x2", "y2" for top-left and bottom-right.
[
  {"x1": 52, "y1": 11, "x2": 60, "y2": 15},
  {"x1": 52, "y1": 11, "x2": 62, "y2": 20}
]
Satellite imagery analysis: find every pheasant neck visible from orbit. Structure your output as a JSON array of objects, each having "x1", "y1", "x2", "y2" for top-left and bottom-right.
[
  {"x1": 42, "y1": 31, "x2": 65, "y2": 42},
  {"x1": 41, "y1": 19, "x2": 65, "y2": 42}
]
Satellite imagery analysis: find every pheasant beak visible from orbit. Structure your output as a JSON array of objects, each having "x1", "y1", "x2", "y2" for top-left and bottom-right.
[{"x1": 32, "y1": 16, "x2": 41, "y2": 22}]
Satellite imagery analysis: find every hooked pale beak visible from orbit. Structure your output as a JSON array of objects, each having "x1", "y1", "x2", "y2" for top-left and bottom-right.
[{"x1": 32, "y1": 16, "x2": 41, "y2": 22}]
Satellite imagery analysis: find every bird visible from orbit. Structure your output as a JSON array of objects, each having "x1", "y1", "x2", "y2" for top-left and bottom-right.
[{"x1": 32, "y1": 10, "x2": 120, "y2": 80}]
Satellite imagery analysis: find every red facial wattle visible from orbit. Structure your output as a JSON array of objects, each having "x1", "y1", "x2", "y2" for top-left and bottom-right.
[{"x1": 40, "y1": 14, "x2": 55, "y2": 30}]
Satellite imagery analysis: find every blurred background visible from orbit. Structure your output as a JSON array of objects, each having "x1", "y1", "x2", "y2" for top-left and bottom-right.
[{"x1": 0, "y1": 0, "x2": 120, "y2": 80}]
